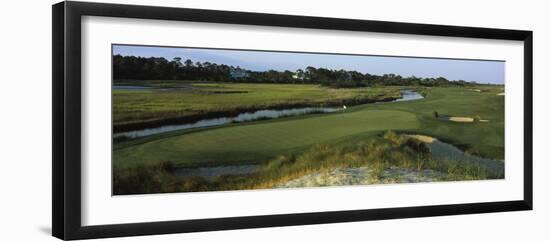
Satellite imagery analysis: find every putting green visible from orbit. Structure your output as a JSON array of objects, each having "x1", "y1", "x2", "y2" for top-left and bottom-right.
[{"x1": 114, "y1": 109, "x2": 419, "y2": 167}]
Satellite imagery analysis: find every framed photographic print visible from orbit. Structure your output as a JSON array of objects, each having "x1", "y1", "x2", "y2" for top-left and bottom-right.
[{"x1": 52, "y1": 1, "x2": 533, "y2": 240}]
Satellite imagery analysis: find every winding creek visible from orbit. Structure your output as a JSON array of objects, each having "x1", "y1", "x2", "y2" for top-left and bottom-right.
[
  {"x1": 394, "y1": 89, "x2": 424, "y2": 102},
  {"x1": 114, "y1": 89, "x2": 424, "y2": 139},
  {"x1": 113, "y1": 88, "x2": 503, "y2": 181},
  {"x1": 114, "y1": 88, "x2": 436, "y2": 180},
  {"x1": 114, "y1": 107, "x2": 339, "y2": 139}
]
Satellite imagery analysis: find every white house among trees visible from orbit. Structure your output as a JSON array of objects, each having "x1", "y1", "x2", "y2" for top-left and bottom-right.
[{"x1": 230, "y1": 67, "x2": 248, "y2": 79}]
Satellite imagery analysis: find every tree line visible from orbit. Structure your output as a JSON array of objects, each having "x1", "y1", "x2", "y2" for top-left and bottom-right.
[{"x1": 113, "y1": 54, "x2": 480, "y2": 88}]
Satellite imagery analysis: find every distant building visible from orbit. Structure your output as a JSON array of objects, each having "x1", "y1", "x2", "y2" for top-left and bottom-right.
[
  {"x1": 292, "y1": 70, "x2": 305, "y2": 80},
  {"x1": 230, "y1": 68, "x2": 249, "y2": 79}
]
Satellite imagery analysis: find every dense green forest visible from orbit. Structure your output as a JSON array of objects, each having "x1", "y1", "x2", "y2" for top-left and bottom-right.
[{"x1": 113, "y1": 55, "x2": 482, "y2": 88}]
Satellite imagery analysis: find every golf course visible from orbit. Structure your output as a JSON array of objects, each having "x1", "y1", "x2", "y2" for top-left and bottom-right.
[
  {"x1": 112, "y1": 83, "x2": 505, "y2": 194},
  {"x1": 111, "y1": 45, "x2": 506, "y2": 194}
]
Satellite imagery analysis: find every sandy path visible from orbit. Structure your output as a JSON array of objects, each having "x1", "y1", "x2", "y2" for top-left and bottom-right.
[{"x1": 277, "y1": 167, "x2": 445, "y2": 188}]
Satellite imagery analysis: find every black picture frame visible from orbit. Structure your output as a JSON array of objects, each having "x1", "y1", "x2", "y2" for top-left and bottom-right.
[{"x1": 52, "y1": 1, "x2": 533, "y2": 240}]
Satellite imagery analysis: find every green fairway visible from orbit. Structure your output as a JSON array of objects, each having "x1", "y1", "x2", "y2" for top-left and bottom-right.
[
  {"x1": 114, "y1": 109, "x2": 420, "y2": 167},
  {"x1": 360, "y1": 87, "x2": 504, "y2": 159}
]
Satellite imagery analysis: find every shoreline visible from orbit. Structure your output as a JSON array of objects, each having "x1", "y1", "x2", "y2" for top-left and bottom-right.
[{"x1": 113, "y1": 94, "x2": 401, "y2": 133}]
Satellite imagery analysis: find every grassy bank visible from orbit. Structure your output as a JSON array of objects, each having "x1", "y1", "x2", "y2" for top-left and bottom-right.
[
  {"x1": 113, "y1": 131, "x2": 500, "y2": 195},
  {"x1": 113, "y1": 82, "x2": 402, "y2": 131},
  {"x1": 113, "y1": 110, "x2": 419, "y2": 168}
]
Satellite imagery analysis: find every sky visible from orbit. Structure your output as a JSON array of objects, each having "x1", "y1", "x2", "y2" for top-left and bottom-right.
[{"x1": 113, "y1": 45, "x2": 505, "y2": 84}]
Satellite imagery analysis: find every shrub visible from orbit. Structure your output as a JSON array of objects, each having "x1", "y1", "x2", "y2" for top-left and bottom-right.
[
  {"x1": 265, "y1": 154, "x2": 296, "y2": 170},
  {"x1": 433, "y1": 111, "x2": 439, "y2": 118},
  {"x1": 113, "y1": 162, "x2": 176, "y2": 195},
  {"x1": 179, "y1": 176, "x2": 208, "y2": 191},
  {"x1": 404, "y1": 138, "x2": 431, "y2": 156},
  {"x1": 383, "y1": 130, "x2": 403, "y2": 145}
]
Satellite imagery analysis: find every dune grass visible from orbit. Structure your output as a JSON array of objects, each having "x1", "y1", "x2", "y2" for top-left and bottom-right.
[{"x1": 113, "y1": 131, "x2": 499, "y2": 195}]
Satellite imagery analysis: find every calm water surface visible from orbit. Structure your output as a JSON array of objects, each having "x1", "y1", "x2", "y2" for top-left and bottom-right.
[{"x1": 114, "y1": 107, "x2": 338, "y2": 139}]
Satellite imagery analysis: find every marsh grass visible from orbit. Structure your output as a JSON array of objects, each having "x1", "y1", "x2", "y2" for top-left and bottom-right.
[
  {"x1": 113, "y1": 83, "x2": 401, "y2": 131},
  {"x1": 113, "y1": 131, "x2": 499, "y2": 195}
]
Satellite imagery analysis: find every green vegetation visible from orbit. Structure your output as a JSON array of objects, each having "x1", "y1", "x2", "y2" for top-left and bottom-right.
[
  {"x1": 474, "y1": 115, "x2": 481, "y2": 122},
  {"x1": 112, "y1": 83, "x2": 504, "y2": 194},
  {"x1": 114, "y1": 109, "x2": 419, "y2": 168},
  {"x1": 365, "y1": 87, "x2": 504, "y2": 159},
  {"x1": 113, "y1": 82, "x2": 401, "y2": 131},
  {"x1": 114, "y1": 55, "x2": 482, "y2": 88},
  {"x1": 115, "y1": 85, "x2": 503, "y2": 163},
  {"x1": 113, "y1": 131, "x2": 500, "y2": 195}
]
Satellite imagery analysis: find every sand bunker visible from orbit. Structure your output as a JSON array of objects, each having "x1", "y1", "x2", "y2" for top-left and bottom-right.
[
  {"x1": 448, "y1": 116, "x2": 474, "y2": 122},
  {"x1": 438, "y1": 116, "x2": 489, "y2": 123},
  {"x1": 405, "y1": 134, "x2": 437, "y2": 143},
  {"x1": 497, "y1": 92, "x2": 505, "y2": 96}
]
